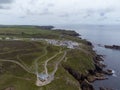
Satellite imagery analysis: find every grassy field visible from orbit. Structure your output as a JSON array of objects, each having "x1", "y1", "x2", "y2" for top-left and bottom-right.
[
  {"x1": 0, "y1": 26, "x2": 84, "y2": 42},
  {"x1": 0, "y1": 26, "x2": 95, "y2": 90}
]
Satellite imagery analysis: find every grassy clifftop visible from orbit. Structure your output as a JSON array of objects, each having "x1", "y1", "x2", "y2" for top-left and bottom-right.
[{"x1": 0, "y1": 26, "x2": 95, "y2": 90}]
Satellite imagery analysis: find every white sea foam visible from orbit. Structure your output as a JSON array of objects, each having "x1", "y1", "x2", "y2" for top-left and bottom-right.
[{"x1": 112, "y1": 70, "x2": 117, "y2": 77}]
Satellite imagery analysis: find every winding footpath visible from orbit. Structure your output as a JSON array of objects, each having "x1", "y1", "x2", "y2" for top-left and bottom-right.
[
  {"x1": 44, "y1": 50, "x2": 62, "y2": 75},
  {"x1": 34, "y1": 45, "x2": 48, "y2": 74},
  {"x1": 0, "y1": 59, "x2": 33, "y2": 74},
  {"x1": 51, "y1": 51, "x2": 67, "y2": 76},
  {"x1": 0, "y1": 40, "x2": 69, "y2": 87},
  {"x1": 36, "y1": 50, "x2": 67, "y2": 86}
]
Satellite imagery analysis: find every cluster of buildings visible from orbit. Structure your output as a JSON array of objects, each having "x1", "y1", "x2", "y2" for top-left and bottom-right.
[
  {"x1": 0, "y1": 37, "x2": 22, "y2": 40},
  {"x1": 0, "y1": 37, "x2": 79, "y2": 49},
  {"x1": 44, "y1": 39, "x2": 79, "y2": 49}
]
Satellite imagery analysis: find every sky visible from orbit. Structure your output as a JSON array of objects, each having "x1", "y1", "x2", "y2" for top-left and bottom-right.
[{"x1": 0, "y1": 0, "x2": 120, "y2": 25}]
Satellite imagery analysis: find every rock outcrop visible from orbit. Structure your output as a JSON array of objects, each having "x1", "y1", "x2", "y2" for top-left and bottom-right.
[
  {"x1": 81, "y1": 79, "x2": 95, "y2": 90},
  {"x1": 105, "y1": 45, "x2": 120, "y2": 50}
]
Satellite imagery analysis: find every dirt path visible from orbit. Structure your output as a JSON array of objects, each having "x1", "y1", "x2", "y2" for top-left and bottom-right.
[
  {"x1": 34, "y1": 45, "x2": 48, "y2": 74},
  {"x1": 51, "y1": 51, "x2": 67, "y2": 76},
  {"x1": 0, "y1": 40, "x2": 68, "y2": 86},
  {"x1": 0, "y1": 59, "x2": 33, "y2": 74},
  {"x1": 17, "y1": 55, "x2": 30, "y2": 71},
  {"x1": 44, "y1": 50, "x2": 62, "y2": 75},
  {"x1": 36, "y1": 50, "x2": 67, "y2": 86}
]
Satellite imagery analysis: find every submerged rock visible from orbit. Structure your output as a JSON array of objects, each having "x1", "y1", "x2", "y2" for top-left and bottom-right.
[
  {"x1": 103, "y1": 69, "x2": 113, "y2": 75},
  {"x1": 99, "y1": 87, "x2": 113, "y2": 90},
  {"x1": 95, "y1": 76, "x2": 108, "y2": 80}
]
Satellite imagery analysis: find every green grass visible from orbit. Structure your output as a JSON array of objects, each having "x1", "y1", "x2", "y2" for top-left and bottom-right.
[
  {"x1": 0, "y1": 27, "x2": 95, "y2": 90},
  {"x1": 63, "y1": 49, "x2": 95, "y2": 75},
  {"x1": 47, "y1": 52, "x2": 64, "y2": 73},
  {"x1": 0, "y1": 27, "x2": 81, "y2": 41}
]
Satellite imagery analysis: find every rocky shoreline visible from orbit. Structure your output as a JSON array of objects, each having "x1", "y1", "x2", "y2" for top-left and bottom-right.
[
  {"x1": 82, "y1": 44, "x2": 113, "y2": 90},
  {"x1": 53, "y1": 28, "x2": 113, "y2": 90},
  {"x1": 63, "y1": 41, "x2": 113, "y2": 90}
]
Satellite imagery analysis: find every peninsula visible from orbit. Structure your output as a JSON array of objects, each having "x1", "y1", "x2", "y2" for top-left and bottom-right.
[{"x1": 0, "y1": 25, "x2": 109, "y2": 90}]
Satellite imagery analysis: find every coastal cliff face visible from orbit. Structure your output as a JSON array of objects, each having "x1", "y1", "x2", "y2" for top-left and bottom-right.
[{"x1": 0, "y1": 26, "x2": 108, "y2": 90}]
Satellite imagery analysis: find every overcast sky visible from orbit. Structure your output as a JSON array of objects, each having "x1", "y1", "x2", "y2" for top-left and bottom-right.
[{"x1": 0, "y1": 0, "x2": 120, "y2": 25}]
